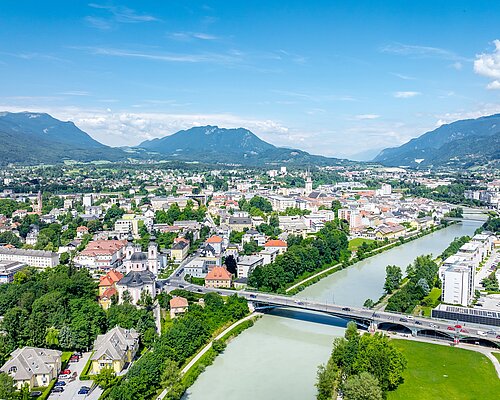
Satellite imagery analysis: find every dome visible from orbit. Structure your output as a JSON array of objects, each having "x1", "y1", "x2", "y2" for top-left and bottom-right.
[{"x1": 130, "y1": 252, "x2": 147, "y2": 262}]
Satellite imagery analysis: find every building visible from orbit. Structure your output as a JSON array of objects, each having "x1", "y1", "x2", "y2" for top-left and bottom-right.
[
  {"x1": 264, "y1": 239, "x2": 288, "y2": 255},
  {"x1": 116, "y1": 235, "x2": 159, "y2": 305},
  {"x1": 0, "y1": 347, "x2": 62, "y2": 390},
  {"x1": 228, "y1": 216, "x2": 253, "y2": 231},
  {"x1": 170, "y1": 240, "x2": 189, "y2": 263},
  {"x1": 90, "y1": 326, "x2": 139, "y2": 374},
  {"x1": 184, "y1": 258, "x2": 209, "y2": 278},
  {"x1": 76, "y1": 225, "x2": 89, "y2": 238},
  {"x1": 0, "y1": 247, "x2": 59, "y2": 268},
  {"x1": 242, "y1": 229, "x2": 266, "y2": 247},
  {"x1": 205, "y1": 266, "x2": 232, "y2": 288},
  {"x1": 0, "y1": 261, "x2": 26, "y2": 284},
  {"x1": 169, "y1": 296, "x2": 189, "y2": 319},
  {"x1": 206, "y1": 235, "x2": 224, "y2": 254},
  {"x1": 237, "y1": 255, "x2": 263, "y2": 278},
  {"x1": 98, "y1": 270, "x2": 124, "y2": 310},
  {"x1": 74, "y1": 240, "x2": 127, "y2": 271},
  {"x1": 441, "y1": 264, "x2": 474, "y2": 306}
]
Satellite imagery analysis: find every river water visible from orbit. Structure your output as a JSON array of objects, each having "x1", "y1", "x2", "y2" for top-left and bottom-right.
[{"x1": 183, "y1": 220, "x2": 483, "y2": 400}]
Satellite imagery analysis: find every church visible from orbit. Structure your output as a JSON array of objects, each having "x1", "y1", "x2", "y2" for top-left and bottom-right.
[{"x1": 116, "y1": 233, "x2": 159, "y2": 305}]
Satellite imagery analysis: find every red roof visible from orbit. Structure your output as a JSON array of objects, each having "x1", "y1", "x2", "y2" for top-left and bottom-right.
[
  {"x1": 205, "y1": 266, "x2": 232, "y2": 281},
  {"x1": 100, "y1": 287, "x2": 117, "y2": 299},
  {"x1": 206, "y1": 235, "x2": 223, "y2": 243},
  {"x1": 77, "y1": 226, "x2": 89, "y2": 232},
  {"x1": 264, "y1": 239, "x2": 287, "y2": 247},
  {"x1": 170, "y1": 296, "x2": 189, "y2": 308},
  {"x1": 99, "y1": 270, "x2": 124, "y2": 287}
]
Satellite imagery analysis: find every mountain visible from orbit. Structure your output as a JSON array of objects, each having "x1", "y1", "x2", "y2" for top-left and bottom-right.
[
  {"x1": 0, "y1": 112, "x2": 125, "y2": 165},
  {"x1": 373, "y1": 114, "x2": 500, "y2": 168},
  {"x1": 137, "y1": 125, "x2": 342, "y2": 166}
]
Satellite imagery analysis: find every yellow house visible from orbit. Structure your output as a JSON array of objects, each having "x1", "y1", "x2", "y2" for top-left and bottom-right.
[
  {"x1": 170, "y1": 240, "x2": 189, "y2": 263},
  {"x1": 90, "y1": 327, "x2": 139, "y2": 374},
  {"x1": 0, "y1": 347, "x2": 62, "y2": 390}
]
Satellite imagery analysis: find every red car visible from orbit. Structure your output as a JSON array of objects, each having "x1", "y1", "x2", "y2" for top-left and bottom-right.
[
  {"x1": 454, "y1": 324, "x2": 462, "y2": 329},
  {"x1": 447, "y1": 326, "x2": 455, "y2": 331},
  {"x1": 460, "y1": 328, "x2": 469, "y2": 333},
  {"x1": 61, "y1": 369, "x2": 71, "y2": 375}
]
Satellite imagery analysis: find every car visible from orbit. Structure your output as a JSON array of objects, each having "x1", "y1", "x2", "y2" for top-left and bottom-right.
[
  {"x1": 58, "y1": 373, "x2": 70, "y2": 379},
  {"x1": 372, "y1": 313, "x2": 380, "y2": 318},
  {"x1": 29, "y1": 391, "x2": 42, "y2": 397},
  {"x1": 61, "y1": 369, "x2": 71, "y2": 375},
  {"x1": 296, "y1": 301, "x2": 304, "y2": 305},
  {"x1": 487, "y1": 330, "x2": 496, "y2": 335},
  {"x1": 217, "y1": 291, "x2": 222, "y2": 294},
  {"x1": 52, "y1": 387, "x2": 64, "y2": 393},
  {"x1": 249, "y1": 294, "x2": 257, "y2": 299},
  {"x1": 496, "y1": 335, "x2": 500, "y2": 339},
  {"x1": 447, "y1": 326, "x2": 455, "y2": 331},
  {"x1": 454, "y1": 324, "x2": 462, "y2": 329},
  {"x1": 54, "y1": 381, "x2": 66, "y2": 387},
  {"x1": 197, "y1": 288, "x2": 203, "y2": 292},
  {"x1": 342, "y1": 307, "x2": 351, "y2": 311},
  {"x1": 460, "y1": 328, "x2": 469, "y2": 333},
  {"x1": 429, "y1": 323, "x2": 437, "y2": 328},
  {"x1": 415, "y1": 320, "x2": 422, "y2": 325},
  {"x1": 477, "y1": 331, "x2": 487, "y2": 336},
  {"x1": 407, "y1": 315, "x2": 414, "y2": 320},
  {"x1": 178, "y1": 284, "x2": 184, "y2": 288},
  {"x1": 78, "y1": 387, "x2": 90, "y2": 395},
  {"x1": 399, "y1": 317, "x2": 408, "y2": 322}
]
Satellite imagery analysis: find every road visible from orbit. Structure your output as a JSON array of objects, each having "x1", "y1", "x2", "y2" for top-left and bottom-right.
[
  {"x1": 165, "y1": 279, "x2": 500, "y2": 344},
  {"x1": 476, "y1": 248, "x2": 499, "y2": 289}
]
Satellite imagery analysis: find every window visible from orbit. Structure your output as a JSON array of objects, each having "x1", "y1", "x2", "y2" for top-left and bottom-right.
[{"x1": 8, "y1": 366, "x2": 17, "y2": 374}]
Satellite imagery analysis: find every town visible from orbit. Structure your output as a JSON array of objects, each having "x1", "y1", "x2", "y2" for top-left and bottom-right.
[{"x1": 0, "y1": 162, "x2": 499, "y2": 399}]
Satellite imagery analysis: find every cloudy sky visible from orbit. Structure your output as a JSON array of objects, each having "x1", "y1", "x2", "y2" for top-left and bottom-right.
[{"x1": 0, "y1": 0, "x2": 499, "y2": 159}]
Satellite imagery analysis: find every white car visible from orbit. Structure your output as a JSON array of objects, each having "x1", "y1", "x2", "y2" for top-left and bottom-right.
[{"x1": 477, "y1": 331, "x2": 487, "y2": 336}]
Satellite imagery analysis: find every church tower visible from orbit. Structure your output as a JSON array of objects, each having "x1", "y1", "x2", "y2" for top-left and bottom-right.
[
  {"x1": 305, "y1": 170, "x2": 313, "y2": 194},
  {"x1": 148, "y1": 235, "x2": 159, "y2": 275}
]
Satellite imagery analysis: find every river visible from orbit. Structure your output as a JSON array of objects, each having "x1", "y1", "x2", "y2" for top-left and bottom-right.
[{"x1": 183, "y1": 220, "x2": 483, "y2": 400}]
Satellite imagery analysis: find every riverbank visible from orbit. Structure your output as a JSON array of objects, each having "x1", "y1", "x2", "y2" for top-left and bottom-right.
[
  {"x1": 284, "y1": 223, "x2": 452, "y2": 296},
  {"x1": 156, "y1": 313, "x2": 261, "y2": 400}
]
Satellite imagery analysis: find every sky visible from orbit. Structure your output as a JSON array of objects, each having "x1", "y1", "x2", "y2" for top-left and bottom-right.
[{"x1": 0, "y1": 1, "x2": 499, "y2": 159}]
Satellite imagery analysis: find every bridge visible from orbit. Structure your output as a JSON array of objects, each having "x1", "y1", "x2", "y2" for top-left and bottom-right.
[{"x1": 166, "y1": 279, "x2": 500, "y2": 347}]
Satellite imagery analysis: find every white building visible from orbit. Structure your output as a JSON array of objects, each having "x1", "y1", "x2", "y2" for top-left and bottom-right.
[
  {"x1": 0, "y1": 261, "x2": 26, "y2": 284},
  {"x1": 0, "y1": 248, "x2": 59, "y2": 269},
  {"x1": 441, "y1": 264, "x2": 474, "y2": 306},
  {"x1": 237, "y1": 255, "x2": 263, "y2": 278}
]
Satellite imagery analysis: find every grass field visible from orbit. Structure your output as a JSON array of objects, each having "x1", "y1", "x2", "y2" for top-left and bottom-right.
[
  {"x1": 494, "y1": 352, "x2": 500, "y2": 363},
  {"x1": 415, "y1": 287, "x2": 442, "y2": 316},
  {"x1": 387, "y1": 339, "x2": 500, "y2": 400},
  {"x1": 348, "y1": 238, "x2": 375, "y2": 251}
]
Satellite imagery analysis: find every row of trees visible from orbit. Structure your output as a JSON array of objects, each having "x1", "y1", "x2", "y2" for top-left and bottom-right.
[
  {"x1": 316, "y1": 322, "x2": 407, "y2": 400},
  {"x1": 105, "y1": 293, "x2": 248, "y2": 400},
  {"x1": 0, "y1": 266, "x2": 156, "y2": 365},
  {"x1": 385, "y1": 255, "x2": 439, "y2": 313},
  {"x1": 440, "y1": 235, "x2": 470, "y2": 260},
  {"x1": 248, "y1": 222, "x2": 349, "y2": 291},
  {"x1": 483, "y1": 217, "x2": 500, "y2": 233}
]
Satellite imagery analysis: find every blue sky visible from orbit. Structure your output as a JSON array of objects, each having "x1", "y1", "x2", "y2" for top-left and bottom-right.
[{"x1": 1, "y1": 1, "x2": 499, "y2": 159}]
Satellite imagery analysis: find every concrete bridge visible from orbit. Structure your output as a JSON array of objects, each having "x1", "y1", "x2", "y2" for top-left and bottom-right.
[{"x1": 167, "y1": 280, "x2": 500, "y2": 347}]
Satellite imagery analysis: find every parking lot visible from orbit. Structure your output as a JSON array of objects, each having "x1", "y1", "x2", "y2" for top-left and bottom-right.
[{"x1": 48, "y1": 352, "x2": 103, "y2": 400}]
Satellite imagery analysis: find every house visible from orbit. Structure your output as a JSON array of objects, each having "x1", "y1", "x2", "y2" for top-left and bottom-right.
[
  {"x1": 264, "y1": 239, "x2": 288, "y2": 255},
  {"x1": 76, "y1": 226, "x2": 89, "y2": 238},
  {"x1": 98, "y1": 270, "x2": 124, "y2": 310},
  {"x1": 242, "y1": 229, "x2": 266, "y2": 247},
  {"x1": 0, "y1": 347, "x2": 62, "y2": 390},
  {"x1": 90, "y1": 326, "x2": 140, "y2": 374},
  {"x1": 169, "y1": 296, "x2": 189, "y2": 319},
  {"x1": 228, "y1": 216, "x2": 253, "y2": 231},
  {"x1": 74, "y1": 240, "x2": 127, "y2": 271},
  {"x1": 184, "y1": 258, "x2": 209, "y2": 278},
  {"x1": 206, "y1": 235, "x2": 224, "y2": 254},
  {"x1": 205, "y1": 266, "x2": 232, "y2": 288},
  {"x1": 237, "y1": 255, "x2": 263, "y2": 278},
  {"x1": 170, "y1": 240, "x2": 189, "y2": 263}
]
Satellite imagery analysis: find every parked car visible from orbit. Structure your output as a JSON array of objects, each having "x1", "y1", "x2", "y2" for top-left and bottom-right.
[
  {"x1": 52, "y1": 387, "x2": 64, "y2": 393},
  {"x1": 78, "y1": 387, "x2": 90, "y2": 395},
  {"x1": 399, "y1": 317, "x2": 408, "y2": 322},
  {"x1": 54, "y1": 381, "x2": 66, "y2": 387},
  {"x1": 250, "y1": 294, "x2": 257, "y2": 299},
  {"x1": 61, "y1": 369, "x2": 71, "y2": 375},
  {"x1": 58, "y1": 373, "x2": 70, "y2": 379},
  {"x1": 29, "y1": 391, "x2": 42, "y2": 398}
]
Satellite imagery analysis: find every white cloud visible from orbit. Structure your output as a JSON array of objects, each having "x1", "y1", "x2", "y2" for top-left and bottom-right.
[
  {"x1": 355, "y1": 114, "x2": 380, "y2": 120},
  {"x1": 487, "y1": 80, "x2": 500, "y2": 90},
  {"x1": 391, "y1": 73, "x2": 415, "y2": 80},
  {"x1": 474, "y1": 40, "x2": 500, "y2": 89},
  {"x1": 435, "y1": 104, "x2": 500, "y2": 126},
  {"x1": 451, "y1": 62, "x2": 463, "y2": 70},
  {"x1": 169, "y1": 32, "x2": 218, "y2": 41},
  {"x1": 88, "y1": 3, "x2": 158, "y2": 23},
  {"x1": 381, "y1": 43, "x2": 469, "y2": 62},
  {"x1": 393, "y1": 91, "x2": 421, "y2": 98}
]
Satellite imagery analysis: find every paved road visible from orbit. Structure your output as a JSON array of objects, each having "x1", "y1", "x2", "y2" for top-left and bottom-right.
[
  {"x1": 476, "y1": 249, "x2": 499, "y2": 289},
  {"x1": 285, "y1": 263, "x2": 341, "y2": 293}
]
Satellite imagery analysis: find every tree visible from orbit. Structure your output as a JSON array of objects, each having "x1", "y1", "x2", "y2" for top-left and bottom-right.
[
  {"x1": 363, "y1": 299, "x2": 374, "y2": 309},
  {"x1": 225, "y1": 255, "x2": 237, "y2": 276},
  {"x1": 384, "y1": 265, "x2": 402, "y2": 294},
  {"x1": 59, "y1": 252, "x2": 70, "y2": 265},
  {"x1": 316, "y1": 358, "x2": 339, "y2": 400},
  {"x1": 331, "y1": 200, "x2": 342, "y2": 215},
  {"x1": 0, "y1": 231, "x2": 21, "y2": 247},
  {"x1": 45, "y1": 326, "x2": 60, "y2": 348},
  {"x1": 0, "y1": 372, "x2": 16, "y2": 400},
  {"x1": 342, "y1": 372, "x2": 383, "y2": 400},
  {"x1": 94, "y1": 367, "x2": 117, "y2": 390},
  {"x1": 122, "y1": 290, "x2": 132, "y2": 304},
  {"x1": 212, "y1": 339, "x2": 226, "y2": 353}
]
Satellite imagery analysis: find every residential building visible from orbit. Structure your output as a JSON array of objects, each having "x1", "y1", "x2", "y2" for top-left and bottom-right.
[
  {"x1": 441, "y1": 264, "x2": 474, "y2": 306},
  {"x1": 170, "y1": 240, "x2": 189, "y2": 263},
  {"x1": 237, "y1": 255, "x2": 263, "y2": 278},
  {"x1": 264, "y1": 239, "x2": 288, "y2": 255},
  {"x1": 228, "y1": 216, "x2": 253, "y2": 231},
  {"x1": 205, "y1": 266, "x2": 232, "y2": 288},
  {"x1": 0, "y1": 347, "x2": 62, "y2": 390},
  {"x1": 74, "y1": 240, "x2": 126, "y2": 271},
  {"x1": 90, "y1": 326, "x2": 140, "y2": 374},
  {"x1": 76, "y1": 225, "x2": 89, "y2": 238},
  {"x1": 206, "y1": 235, "x2": 224, "y2": 254},
  {"x1": 0, "y1": 247, "x2": 59, "y2": 268},
  {"x1": 169, "y1": 296, "x2": 189, "y2": 319},
  {"x1": 98, "y1": 270, "x2": 124, "y2": 310}
]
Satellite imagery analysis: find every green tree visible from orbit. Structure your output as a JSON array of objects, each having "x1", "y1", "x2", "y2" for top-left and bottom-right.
[
  {"x1": 342, "y1": 372, "x2": 383, "y2": 400},
  {"x1": 94, "y1": 367, "x2": 117, "y2": 390},
  {"x1": 0, "y1": 372, "x2": 17, "y2": 400},
  {"x1": 383, "y1": 265, "x2": 402, "y2": 294}
]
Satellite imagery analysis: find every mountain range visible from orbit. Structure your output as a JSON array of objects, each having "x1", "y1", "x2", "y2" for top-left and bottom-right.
[
  {"x1": 0, "y1": 112, "x2": 341, "y2": 166},
  {"x1": 374, "y1": 114, "x2": 500, "y2": 168}
]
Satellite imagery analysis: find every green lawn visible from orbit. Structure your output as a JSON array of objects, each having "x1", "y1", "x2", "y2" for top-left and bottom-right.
[
  {"x1": 348, "y1": 238, "x2": 374, "y2": 251},
  {"x1": 494, "y1": 352, "x2": 500, "y2": 363},
  {"x1": 417, "y1": 287, "x2": 442, "y2": 316},
  {"x1": 387, "y1": 340, "x2": 500, "y2": 400}
]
